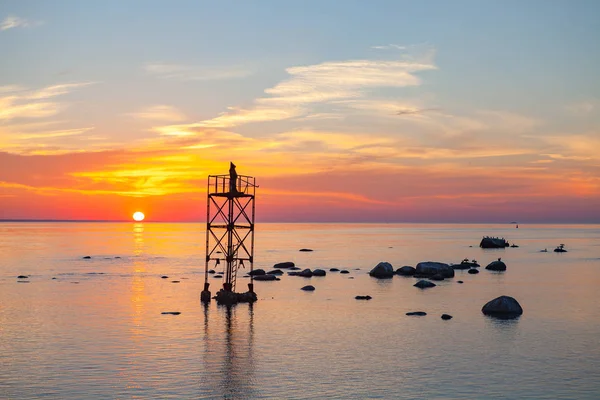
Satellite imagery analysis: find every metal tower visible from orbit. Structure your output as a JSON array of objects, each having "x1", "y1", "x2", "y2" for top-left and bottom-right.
[{"x1": 201, "y1": 162, "x2": 257, "y2": 303}]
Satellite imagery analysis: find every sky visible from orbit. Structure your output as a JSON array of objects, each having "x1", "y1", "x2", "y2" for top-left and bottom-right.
[{"x1": 1, "y1": 0, "x2": 599, "y2": 222}]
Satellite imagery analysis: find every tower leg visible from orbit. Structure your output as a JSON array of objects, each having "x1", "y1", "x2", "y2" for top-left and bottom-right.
[{"x1": 200, "y1": 282, "x2": 211, "y2": 303}]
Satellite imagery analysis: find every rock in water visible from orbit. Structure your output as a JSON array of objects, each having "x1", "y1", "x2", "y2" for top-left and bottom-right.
[
  {"x1": 468, "y1": 268, "x2": 479, "y2": 274},
  {"x1": 368, "y1": 262, "x2": 395, "y2": 278},
  {"x1": 479, "y1": 237, "x2": 509, "y2": 248},
  {"x1": 161, "y1": 275, "x2": 169, "y2": 279},
  {"x1": 340, "y1": 270, "x2": 350, "y2": 274},
  {"x1": 415, "y1": 262, "x2": 454, "y2": 278},
  {"x1": 430, "y1": 274, "x2": 445, "y2": 281},
  {"x1": 406, "y1": 311, "x2": 427, "y2": 316},
  {"x1": 312, "y1": 269, "x2": 326, "y2": 276},
  {"x1": 274, "y1": 262, "x2": 295, "y2": 269},
  {"x1": 441, "y1": 314, "x2": 453, "y2": 320},
  {"x1": 248, "y1": 269, "x2": 266, "y2": 276},
  {"x1": 396, "y1": 266, "x2": 416, "y2": 276},
  {"x1": 161, "y1": 311, "x2": 181, "y2": 315},
  {"x1": 299, "y1": 248, "x2": 313, "y2": 252},
  {"x1": 297, "y1": 269, "x2": 313, "y2": 277},
  {"x1": 355, "y1": 295, "x2": 372, "y2": 300},
  {"x1": 329, "y1": 268, "x2": 340, "y2": 272},
  {"x1": 485, "y1": 260, "x2": 507, "y2": 271},
  {"x1": 481, "y1": 295, "x2": 523, "y2": 318},
  {"x1": 267, "y1": 269, "x2": 284, "y2": 275},
  {"x1": 17, "y1": 275, "x2": 29, "y2": 279},
  {"x1": 301, "y1": 285, "x2": 315, "y2": 291},
  {"x1": 82, "y1": 256, "x2": 91, "y2": 259},
  {"x1": 457, "y1": 280, "x2": 464, "y2": 284},
  {"x1": 253, "y1": 274, "x2": 277, "y2": 281},
  {"x1": 414, "y1": 280, "x2": 436, "y2": 289}
]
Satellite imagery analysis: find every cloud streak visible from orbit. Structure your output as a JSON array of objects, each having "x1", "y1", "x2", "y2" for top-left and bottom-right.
[
  {"x1": 1, "y1": 15, "x2": 41, "y2": 31},
  {"x1": 144, "y1": 62, "x2": 252, "y2": 81}
]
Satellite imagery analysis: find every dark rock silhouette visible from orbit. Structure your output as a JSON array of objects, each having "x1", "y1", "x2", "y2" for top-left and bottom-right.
[
  {"x1": 301, "y1": 285, "x2": 315, "y2": 291},
  {"x1": 267, "y1": 269, "x2": 283, "y2": 275},
  {"x1": 457, "y1": 280, "x2": 464, "y2": 284},
  {"x1": 312, "y1": 269, "x2": 326, "y2": 276},
  {"x1": 161, "y1": 275, "x2": 169, "y2": 279},
  {"x1": 406, "y1": 311, "x2": 427, "y2": 316},
  {"x1": 485, "y1": 259, "x2": 507, "y2": 271},
  {"x1": 253, "y1": 274, "x2": 277, "y2": 281},
  {"x1": 369, "y1": 262, "x2": 395, "y2": 278},
  {"x1": 554, "y1": 244, "x2": 567, "y2": 253},
  {"x1": 480, "y1": 236, "x2": 509, "y2": 248},
  {"x1": 441, "y1": 314, "x2": 453, "y2": 320},
  {"x1": 161, "y1": 311, "x2": 181, "y2": 315},
  {"x1": 482, "y1": 295, "x2": 523, "y2": 318},
  {"x1": 248, "y1": 269, "x2": 266, "y2": 276},
  {"x1": 452, "y1": 259, "x2": 480, "y2": 269},
  {"x1": 274, "y1": 262, "x2": 295, "y2": 269},
  {"x1": 396, "y1": 266, "x2": 416, "y2": 276},
  {"x1": 414, "y1": 280, "x2": 436, "y2": 289},
  {"x1": 297, "y1": 269, "x2": 313, "y2": 277},
  {"x1": 329, "y1": 268, "x2": 340, "y2": 272},
  {"x1": 340, "y1": 270, "x2": 350, "y2": 274},
  {"x1": 17, "y1": 275, "x2": 28, "y2": 279},
  {"x1": 208, "y1": 269, "x2": 215, "y2": 274},
  {"x1": 430, "y1": 274, "x2": 445, "y2": 281},
  {"x1": 299, "y1": 248, "x2": 313, "y2": 252},
  {"x1": 415, "y1": 262, "x2": 454, "y2": 278},
  {"x1": 355, "y1": 295, "x2": 372, "y2": 300},
  {"x1": 82, "y1": 256, "x2": 91, "y2": 259},
  {"x1": 468, "y1": 268, "x2": 479, "y2": 274},
  {"x1": 171, "y1": 280, "x2": 181, "y2": 283}
]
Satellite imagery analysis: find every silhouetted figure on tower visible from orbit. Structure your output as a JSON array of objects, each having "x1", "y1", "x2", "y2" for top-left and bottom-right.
[{"x1": 229, "y1": 162, "x2": 239, "y2": 194}]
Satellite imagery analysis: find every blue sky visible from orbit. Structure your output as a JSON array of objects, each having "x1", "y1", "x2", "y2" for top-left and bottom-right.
[{"x1": 1, "y1": 0, "x2": 599, "y2": 222}]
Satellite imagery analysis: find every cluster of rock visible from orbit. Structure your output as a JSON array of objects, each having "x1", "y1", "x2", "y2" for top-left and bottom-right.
[{"x1": 480, "y1": 236, "x2": 510, "y2": 248}]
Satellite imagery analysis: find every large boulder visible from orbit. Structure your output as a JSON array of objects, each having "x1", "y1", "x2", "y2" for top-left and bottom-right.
[
  {"x1": 482, "y1": 296, "x2": 523, "y2": 318},
  {"x1": 274, "y1": 262, "x2": 295, "y2": 269},
  {"x1": 396, "y1": 266, "x2": 416, "y2": 276},
  {"x1": 486, "y1": 259, "x2": 507, "y2": 271},
  {"x1": 415, "y1": 262, "x2": 454, "y2": 278},
  {"x1": 480, "y1": 237, "x2": 509, "y2": 248},
  {"x1": 248, "y1": 269, "x2": 266, "y2": 276},
  {"x1": 312, "y1": 269, "x2": 326, "y2": 276},
  {"x1": 253, "y1": 274, "x2": 277, "y2": 281},
  {"x1": 369, "y1": 262, "x2": 395, "y2": 278}
]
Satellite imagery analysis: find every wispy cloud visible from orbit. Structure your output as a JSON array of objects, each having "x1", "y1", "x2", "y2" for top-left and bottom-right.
[
  {"x1": 1, "y1": 15, "x2": 41, "y2": 31},
  {"x1": 129, "y1": 105, "x2": 187, "y2": 122},
  {"x1": 371, "y1": 44, "x2": 407, "y2": 50},
  {"x1": 565, "y1": 100, "x2": 598, "y2": 116},
  {"x1": 144, "y1": 62, "x2": 252, "y2": 81},
  {"x1": 198, "y1": 51, "x2": 437, "y2": 128}
]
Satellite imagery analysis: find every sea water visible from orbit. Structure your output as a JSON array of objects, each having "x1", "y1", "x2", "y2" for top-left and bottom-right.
[{"x1": 1, "y1": 222, "x2": 600, "y2": 399}]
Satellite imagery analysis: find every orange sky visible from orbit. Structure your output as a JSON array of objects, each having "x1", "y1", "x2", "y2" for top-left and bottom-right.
[{"x1": 1, "y1": 3, "x2": 599, "y2": 222}]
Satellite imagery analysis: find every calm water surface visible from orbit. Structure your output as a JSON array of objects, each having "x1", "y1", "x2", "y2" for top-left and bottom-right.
[{"x1": 1, "y1": 222, "x2": 600, "y2": 399}]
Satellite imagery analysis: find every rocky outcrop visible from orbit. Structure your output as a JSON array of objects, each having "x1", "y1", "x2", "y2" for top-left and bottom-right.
[
  {"x1": 481, "y1": 295, "x2": 523, "y2": 318},
  {"x1": 396, "y1": 266, "x2": 416, "y2": 276},
  {"x1": 368, "y1": 262, "x2": 395, "y2": 278},
  {"x1": 485, "y1": 259, "x2": 507, "y2": 271},
  {"x1": 414, "y1": 280, "x2": 436, "y2": 289},
  {"x1": 415, "y1": 262, "x2": 454, "y2": 278},
  {"x1": 480, "y1": 237, "x2": 509, "y2": 248},
  {"x1": 274, "y1": 262, "x2": 295, "y2": 269}
]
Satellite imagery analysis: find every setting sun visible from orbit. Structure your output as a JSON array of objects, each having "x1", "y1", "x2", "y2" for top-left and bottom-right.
[{"x1": 133, "y1": 211, "x2": 145, "y2": 221}]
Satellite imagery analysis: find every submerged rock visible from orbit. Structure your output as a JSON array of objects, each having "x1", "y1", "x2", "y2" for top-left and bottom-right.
[
  {"x1": 82, "y1": 256, "x2": 91, "y2": 259},
  {"x1": 485, "y1": 259, "x2": 507, "y2": 271},
  {"x1": 415, "y1": 262, "x2": 454, "y2": 278},
  {"x1": 329, "y1": 268, "x2": 340, "y2": 272},
  {"x1": 452, "y1": 259, "x2": 480, "y2": 270},
  {"x1": 312, "y1": 269, "x2": 326, "y2": 276},
  {"x1": 468, "y1": 268, "x2": 479, "y2": 274},
  {"x1": 274, "y1": 261, "x2": 295, "y2": 269},
  {"x1": 457, "y1": 280, "x2": 464, "y2": 284},
  {"x1": 17, "y1": 275, "x2": 29, "y2": 279},
  {"x1": 355, "y1": 295, "x2": 372, "y2": 300},
  {"x1": 253, "y1": 274, "x2": 277, "y2": 281},
  {"x1": 340, "y1": 270, "x2": 350, "y2": 274},
  {"x1": 171, "y1": 280, "x2": 181, "y2": 283},
  {"x1": 161, "y1": 275, "x2": 169, "y2": 279},
  {"x1": 301, "y1": 285, "x2": 315, "y2": 291},
  {"x1": 441, "y1": 314, "x2": 453, "y2": 320},
  {"x1": 161, "y1": 311, "x2": 181, "y2": 315},
  {"x1": 482, "y1": 295, "x2": 523, "y2": 318},
  {"x1": 299, "y1": 248, "x2": 314, "y2": 252},
  {"x1": 414, "y1": 280, "x2": 436, "y2": 289},
  {"x1": 396, "y1": 266, "x2": 416, "y2": 276},
  {"x1": 369, "y1": 262, "x2": 395, "y2": 278},
  {"x1": 406, "y1": 311, "x2": 427, "y2": 316}
]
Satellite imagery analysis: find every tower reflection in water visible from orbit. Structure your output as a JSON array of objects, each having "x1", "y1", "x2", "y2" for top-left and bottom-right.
[{"x1": 201, "y1": 302, "x2": 255, "y2": 398}]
